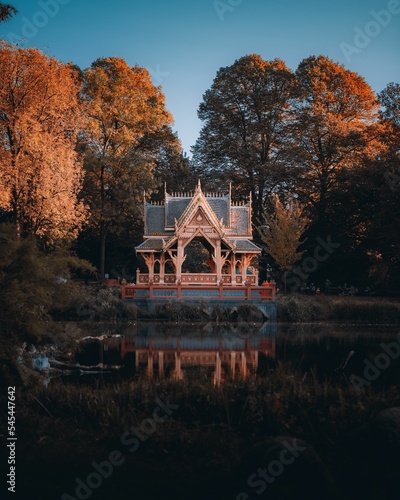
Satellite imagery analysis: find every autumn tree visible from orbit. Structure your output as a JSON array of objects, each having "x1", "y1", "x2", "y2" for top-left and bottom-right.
[
  {"x1": 0, "y1": 43, "x2": 87, "y2": 241},
  {"x1": 0, "y1": 2, "x2": 17, "y2": 22},
  {"x1": 80, "y1": 57, "x2": 179, "y2": 278},
  {"x1": 288, "y1": 55, "x2": 383, "y2": 234},
  {"x1": 257, "y1": 195, "x2": 309, "y2": 291},
  {"x1": 356, "y1": 82, "x2": 400, "y2": 289},
  {"x1": 192, "y1": 55, "x2": 295, "y2": 219}
]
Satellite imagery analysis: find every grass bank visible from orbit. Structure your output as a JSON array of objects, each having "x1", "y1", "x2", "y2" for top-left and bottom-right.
[
  {"x1": 51, "y1": 284, "x2": 400, "y2": 324},
  {"x1": 277, "y1": 294, "x2": 400, "y2": 324},
  {"x1": 3, "y1": 365, "x2": 400, "y2": 500}
]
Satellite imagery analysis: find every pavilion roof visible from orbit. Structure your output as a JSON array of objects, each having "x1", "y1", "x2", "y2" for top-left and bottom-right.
[
  {"x1": 231, "y1": 239, "x2": 261, "y2": 253},
  {"x1": 136, "y1": 238, "x2": 170, "y2": 252},
  {"x1": 142, "y1": 182, "x2": 253, "y2": 239}
]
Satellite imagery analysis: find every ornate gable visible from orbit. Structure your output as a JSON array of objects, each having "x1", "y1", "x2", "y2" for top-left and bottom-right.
[
  {"x1": 175, "y1": 180, "x2": 224, "y2": 237},
  {"x1": 188, "y1": 206, "x2": 214, "y2": 228}
]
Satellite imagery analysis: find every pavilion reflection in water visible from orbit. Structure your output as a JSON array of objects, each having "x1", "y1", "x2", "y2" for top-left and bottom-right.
[{"x1": 102, "y1": 324, "x2": 276, "y2": 384}]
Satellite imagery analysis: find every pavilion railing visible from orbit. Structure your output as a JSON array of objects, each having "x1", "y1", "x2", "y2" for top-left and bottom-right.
[
  {"x1": 137, "y1": 273, "x2": 258, "y2": 285},
  {"x1": 122, "y1": 282, "x2": 276, "y2": 301}
]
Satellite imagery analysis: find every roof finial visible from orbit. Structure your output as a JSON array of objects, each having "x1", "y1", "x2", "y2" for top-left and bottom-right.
[{"x1": 196, "y1": 179, "x2": 202, "y2": 194}]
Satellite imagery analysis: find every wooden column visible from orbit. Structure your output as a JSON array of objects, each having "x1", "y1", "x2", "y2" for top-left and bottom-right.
[
  {"x1": 230, "y1": 352, "x2": 236, "y2": 379},
  {"x1": 176, "y1": 240, "x2": 184, "y2": 282},
  {"x1": 242, "y1": 254, "x2": 253, "y2": 285},
  {"x1": 213, "y1": 352, "x2": 222, "y2": 385},
  {"x1": 158, "y1": 351, "x2": 164, "y2": 379},
  {"x1": 173, "y1": 352, "x2": 183, "y2": 380},
  {"x1": 239, "y1": 351, "x2": 247, "y2": 378},
  {"x1": 252, "y1": 352, "x2": 258, "y2": 373},
  {"x1": 241, "y1": 255, "x2": 247, "y2": 285},
  {"x1": 231, "y1": 254, "x2": 236, "y2": 285},
  {"x1": 147, "y1": 351, "x2": 154, "y2": 377},
  {"x1": 215, "y1": 241, "x2": 222, "y2": 283},
  {"x1": 159, "y1": 254, "x2": 166, "y2": 284},
  {"x1": 143, "y1": 254, "x2": 155, "y2": 282}
]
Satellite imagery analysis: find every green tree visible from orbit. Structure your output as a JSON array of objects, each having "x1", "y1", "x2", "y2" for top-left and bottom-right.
[
  {"x1": 182, "y1": 240, "x2": 212, "y2": 273},
  {"x1": 0, "y1": 223, "x2": 95, "y2": 385},
  {"x1": 80, "y1": 57, "x2": 179, "y2": 278},
  {"x1": 0, "y1": 2, "x2": 17, "y2": 22},
  {"x1": 257, "y1": 195, "x2": 309, "y2": 291},
  {"x1": 192, "y1": 55, "x2": 295, "y2": 219},
  {"x1": 152, "y1": 148, "x2": 192, "y2": 197},
  {"x1": 379, "y1": 82, "x2": 400, "y2": 126}
]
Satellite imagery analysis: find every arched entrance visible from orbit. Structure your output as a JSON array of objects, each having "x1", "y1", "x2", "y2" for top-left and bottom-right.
[{"x1": 182, "y1": 239, "x2": 212, "y2": 273}]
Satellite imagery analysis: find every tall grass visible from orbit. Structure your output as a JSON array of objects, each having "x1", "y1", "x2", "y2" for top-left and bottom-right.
[
  {"x1": 14, "y1": 364, "x2": 400, "y2": 444},
  {"x1": 7, "y1": 363, "x2": 400, "y2": 500},
  {"x1": 277, "y1": 295, "x2": 400, "y2": 323}
]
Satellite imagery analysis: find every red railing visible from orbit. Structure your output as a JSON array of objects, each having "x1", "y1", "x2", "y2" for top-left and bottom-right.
[
  {"x1": 137, "y1": 274, "x2": 258, "y2": 285},
  {"x1": 122, "y1": 282, "x2": 276, "y2": 301}
]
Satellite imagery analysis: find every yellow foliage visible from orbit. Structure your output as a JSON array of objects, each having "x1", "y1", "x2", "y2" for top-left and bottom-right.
[
  {"x1": 0, "y1": 43, "x2": 87, "y2": 240},
  {"x1": 258, "y1": 194, "x2": 310, "y2": 272}
]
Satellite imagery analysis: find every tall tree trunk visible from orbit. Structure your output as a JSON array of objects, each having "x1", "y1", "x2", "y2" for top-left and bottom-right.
[{"x1": 11, "y1": 189, "x2": 21, "y2": 239}]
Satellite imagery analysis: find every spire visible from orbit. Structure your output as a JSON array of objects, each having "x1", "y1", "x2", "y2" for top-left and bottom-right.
[{"x1": 195, "y1": 179, "x2": 202, "y2": 194}]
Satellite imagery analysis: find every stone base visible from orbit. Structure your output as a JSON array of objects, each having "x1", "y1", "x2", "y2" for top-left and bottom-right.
[{"x1": 125, "y1": 298, "x2": 277, "y2": 322}]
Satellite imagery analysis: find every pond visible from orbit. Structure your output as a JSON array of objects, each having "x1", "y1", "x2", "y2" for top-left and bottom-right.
[
  {"x1": 17, "y1": 321, "x2": 400, "y2": 500},
  {"x1": 56, "y1": 321, "x2": 400, "y2": 390}
]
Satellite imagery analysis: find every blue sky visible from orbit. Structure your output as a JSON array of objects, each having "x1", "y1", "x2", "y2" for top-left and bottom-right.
[{"x1": 2, "y1": 0, "x2": 399, "y2": 155}]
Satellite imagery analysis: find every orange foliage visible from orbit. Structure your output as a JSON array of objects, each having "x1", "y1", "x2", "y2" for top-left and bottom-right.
[
  {"x1": 0, "y1": 42, "x2": 87, "y2": 240},
  {"x1": 80, "y1": 57, "x2": 176, "y2": 276},
  {"x1": 292, "y1": 55, "x2": 385, "y2": 207}
]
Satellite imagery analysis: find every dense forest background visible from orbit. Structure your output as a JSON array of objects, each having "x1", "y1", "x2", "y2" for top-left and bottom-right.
[{"x1": 1, "y1": 40, "x2": 399, "y2": 294}]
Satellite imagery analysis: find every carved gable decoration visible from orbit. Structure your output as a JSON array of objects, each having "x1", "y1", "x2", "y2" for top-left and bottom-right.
[
  {"x1": 175, "y1": 181, "x2": 224, "y2": 236},
  {"x1": 188, "y1": 207, "x2": 213, "y2": 228}
]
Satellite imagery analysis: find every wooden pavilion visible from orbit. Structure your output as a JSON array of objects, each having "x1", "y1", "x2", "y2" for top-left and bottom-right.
[{"x1": 122, "y1": 181, "x2": 276, "y2": 302}]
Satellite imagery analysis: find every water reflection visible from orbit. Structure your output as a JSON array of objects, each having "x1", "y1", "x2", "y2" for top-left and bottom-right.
[
  {"x1": 71, "y1": 322, "x2": 400, "y2": 387},
  {"x1": 76, "y1": 322, "x2": 277, "y2": 384}
]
